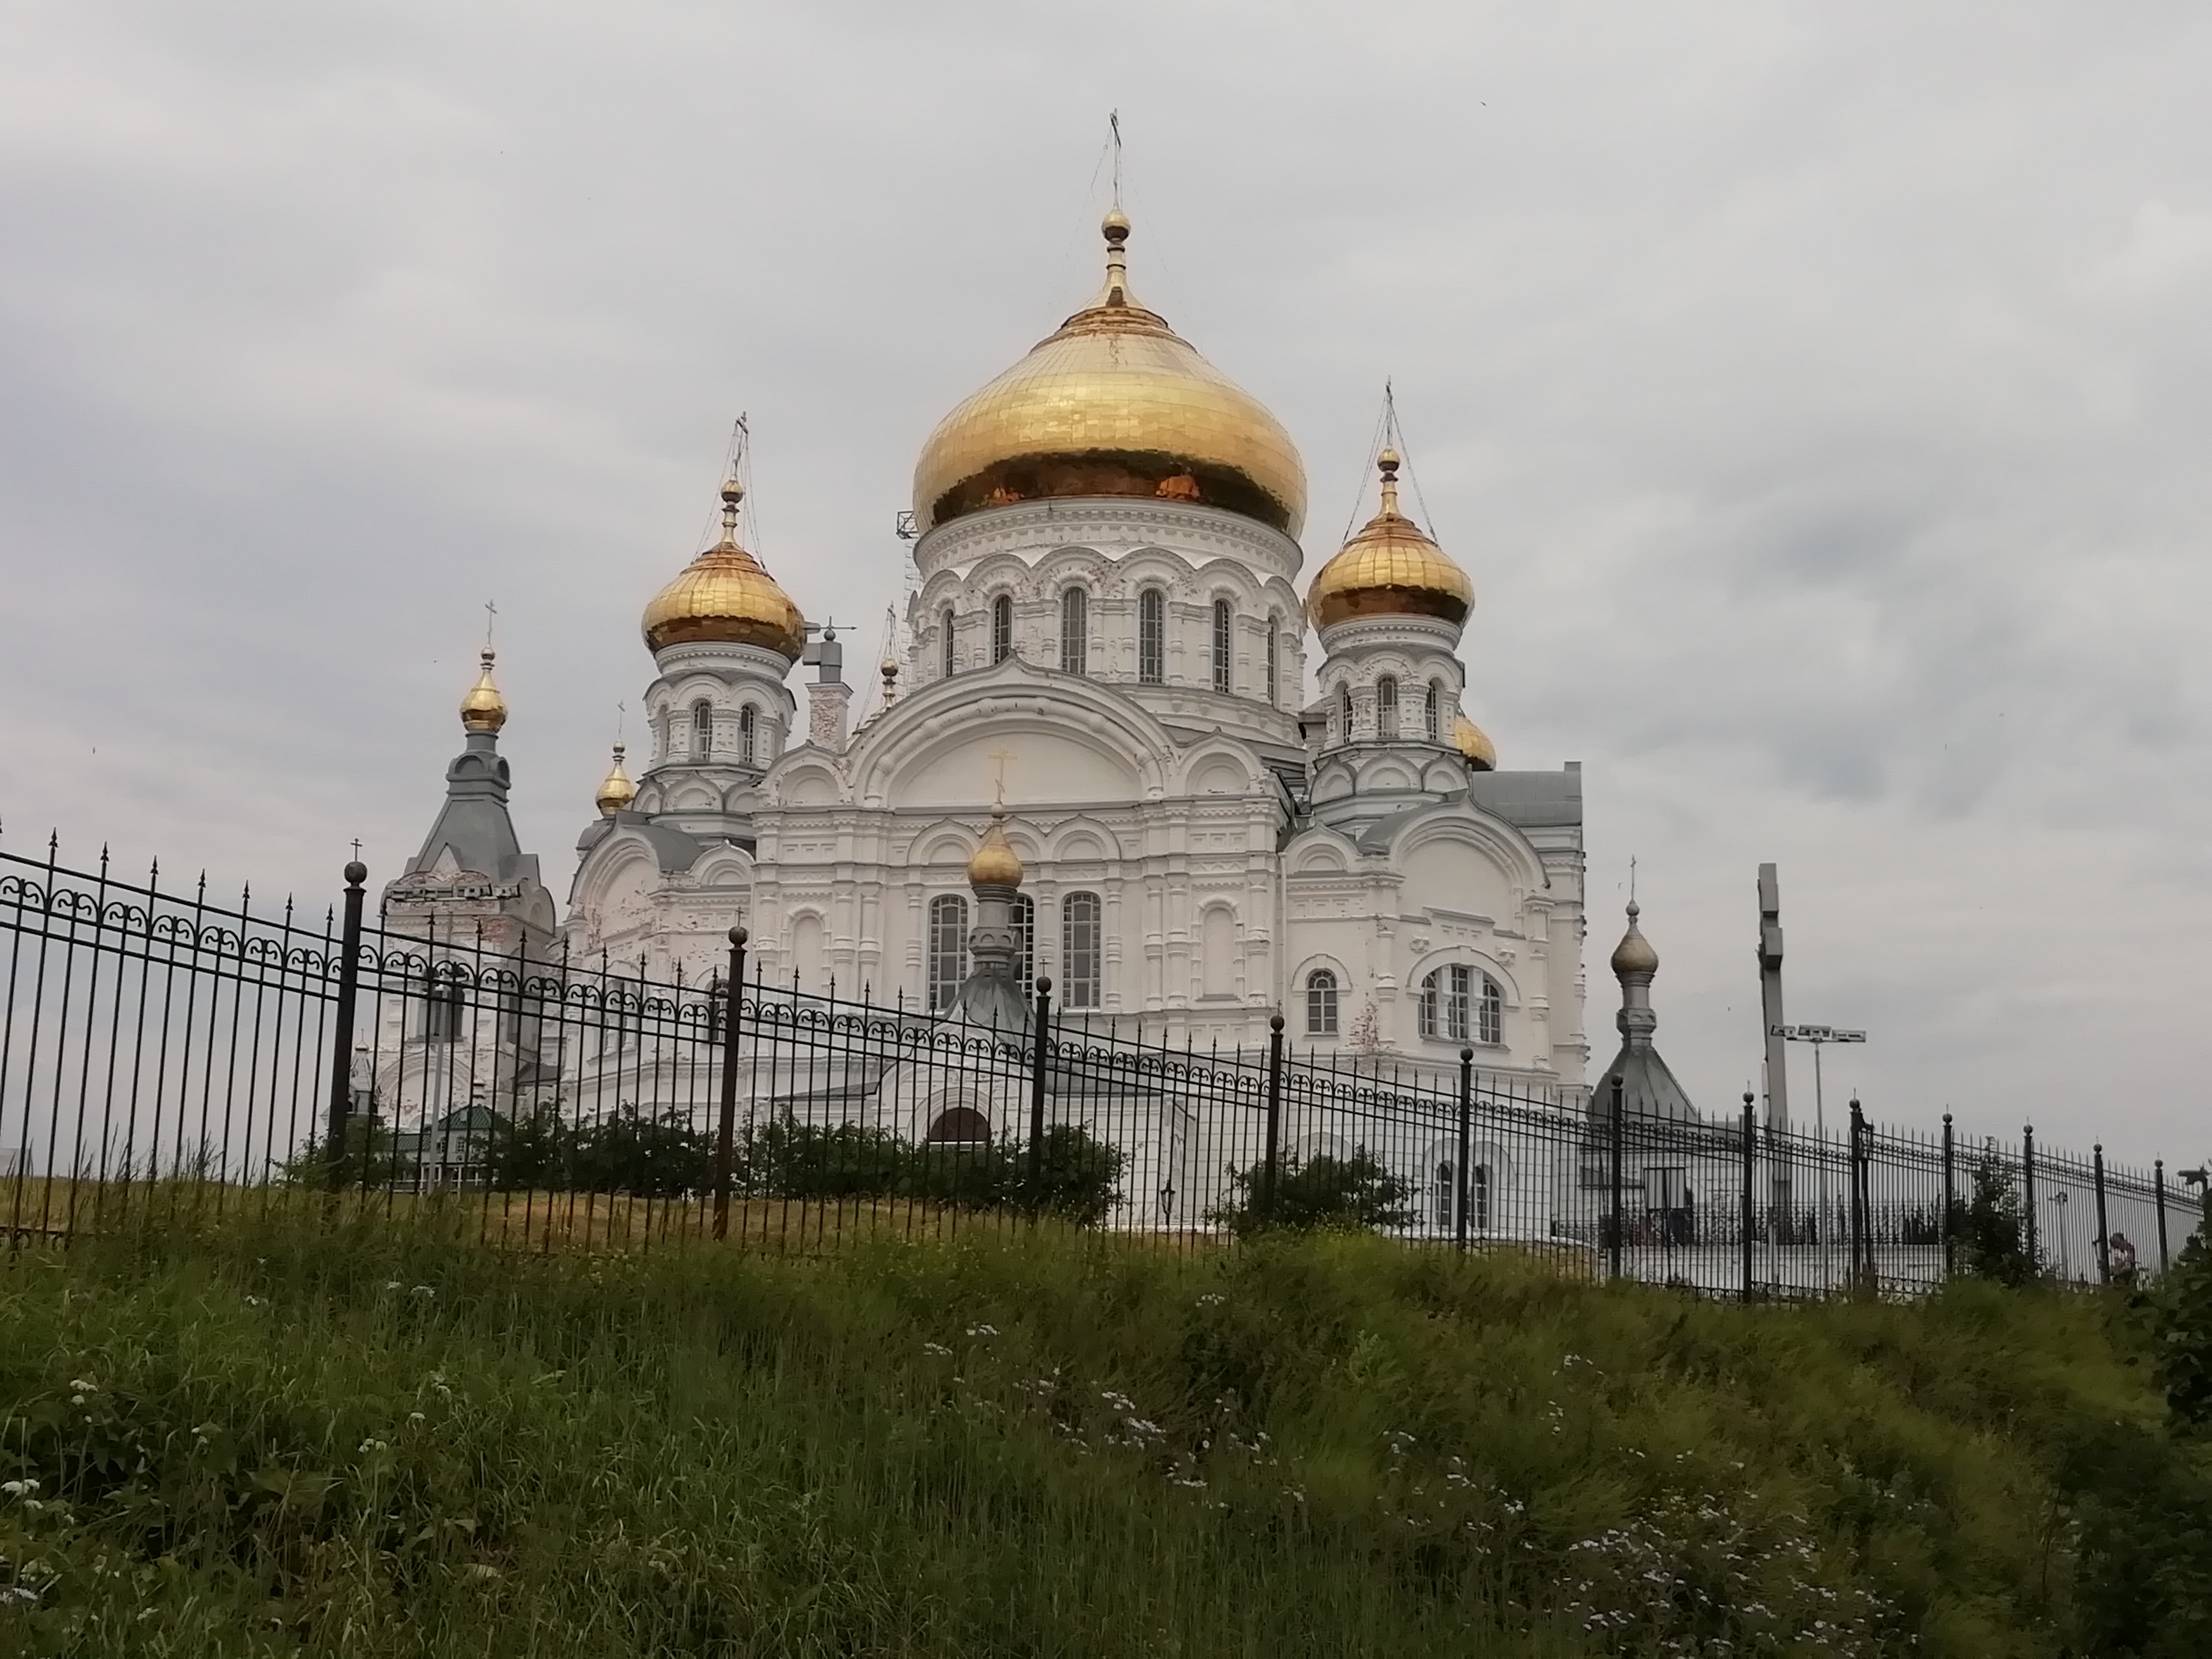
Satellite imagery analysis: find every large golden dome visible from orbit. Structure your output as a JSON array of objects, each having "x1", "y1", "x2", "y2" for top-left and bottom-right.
[
  {"x1": 641, "y1": 479, "x2": 807, "y2": 659},
  {"x1": 1453, "y1": 713, "x2": 1497, "y2": 772},
  {"x1": 912, "y1": 211, "x2": 1306, "y2": 537},
  {"x1": 1308, "y1": 449, "x2": 1473, "y2": 631}
]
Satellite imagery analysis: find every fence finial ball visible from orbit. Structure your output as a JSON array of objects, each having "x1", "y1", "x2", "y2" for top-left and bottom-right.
[
  {"x1": 730, "y1": 925, "x2": 748, "y2": 946},
  {"x1": 343, "y1": 861, "x2": 367, "y2": 885},
  {"x1": 1036, "y1": 975, "x2": 1052, "y2": 995},
  {"x1": 1270, "y1": 1013, "x2": 1285, "y2": 1032},
  {"x1": 1461, "y1": 1045, "x2": 1474, "y2": 1062}
]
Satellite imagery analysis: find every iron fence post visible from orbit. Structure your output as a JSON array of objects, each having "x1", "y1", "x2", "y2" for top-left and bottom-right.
[
  {"x1": 2092, "y1": 1143, "x2": 2110, "y2": 1286},
  {"x1": 1608, "y1": 1071, "x2": 1625, "y2": 1281},
  {"x1": 1456, "y1": 1045, "x2": 1473, "y2": 1252},
  {"x1": 2155, "y1": 1160, "x2": 2169, "y2": 1275},
  {"x1": 712, "y1": 926, "x2": 746, "y2": 1242},
  {"x1": 1263, "y1": 1015, "x2": 1284, "y2": 1223},
  {"x1": 1740, "y1": 1090, "x2": 1755, "y2": 1303},
  {"x1": 1026, "y1": 976, "x2": 1053, "y2": 1204},
  {"x1": 324, "y1": 861, "x2": 366, "y2": 1192},
  {"x1": 2023, "y1": 1124, "x2": 2037, "y2": 1277},
  {"x1": 1941, "y1": 1112, "x2": 1955, "y2": 1281},
  {"x1": 1846, "y1": 1098, "x2": 1864, "y2": 1291}
]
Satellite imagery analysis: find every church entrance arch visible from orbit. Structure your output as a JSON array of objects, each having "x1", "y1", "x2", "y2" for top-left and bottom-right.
[{"x1": 925, "y1": 1106, "x2": 992, "y2": 1145}]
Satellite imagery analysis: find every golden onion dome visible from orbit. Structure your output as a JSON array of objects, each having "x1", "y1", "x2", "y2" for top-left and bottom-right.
[
  {"x1": 1610, "y1": 901, "x2": 1659, "y2": 977},
  {"x1": 594, "y1": 742, "x2": 636, "y2": 816},
  {"x1": 641, "y1": 478, "x2": 807, "y2": 659},
  {"x1": 966, "y1": 807, "x2": 1024, "y2": 891},
  {"x1": 459, "y1": 648, "x2": 507, "y2": 734},
  {"x1": 1307, "y1": 449, "x2": 1474, "y2": 631},
  {"x1": 912, "y1": 211, "x2": 1306, "y2": 537},
  {"x1": 1453, "y1": 713, "x2": 1497, "y2": 772}
]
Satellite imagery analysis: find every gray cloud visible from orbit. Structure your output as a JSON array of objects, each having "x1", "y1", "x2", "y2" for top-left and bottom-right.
[{"x1": 2, "y1": 2, "x2": 2207, "y2": 1163}]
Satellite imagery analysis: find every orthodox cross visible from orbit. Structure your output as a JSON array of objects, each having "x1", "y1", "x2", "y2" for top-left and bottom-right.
[
  {"x1": 483, "y1": 599, "x2": 497, "y2": 651},
  {"x1": 988, "y1": 748, "x2": 1015, "y2": 810}
]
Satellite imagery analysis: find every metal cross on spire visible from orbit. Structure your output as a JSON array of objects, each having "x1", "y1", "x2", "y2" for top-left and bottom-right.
[
  {"x1": 482, "y1": 599, "x2": 497, "y2": 652},
  {"x1": 1109, "y1": 110, "x2": 1122, "y2": 205},
  {"x1": 988, "y1": 748, "x2": 1015, "y2": 810}
]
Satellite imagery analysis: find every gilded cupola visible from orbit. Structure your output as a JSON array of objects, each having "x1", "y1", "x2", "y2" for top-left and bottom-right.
[
  {"x1": 594, "y1": 742, "x2": 636, "y2": 816},
  {"x1": 1306, "y1": 449, "x2": 1474, "y2": 632},
  {"x1": 912, "y1": 210, "x2": 1307, "y2": 537},
  {"x1": 966, "y1": 806, "x2": 1024, "y2": 891},
  {"x1": 641, "y1": 477, "x2": 808, "y2": 659},
  {"x1": 1453, "y1": 713, "x2": 1497, "y2": 772},
  {"x1": 459, "y1": 648, "x2": 507, "y2": 734}
]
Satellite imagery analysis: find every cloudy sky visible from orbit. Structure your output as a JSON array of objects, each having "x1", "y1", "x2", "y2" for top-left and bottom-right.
[{"x1": 2, "y1": 2, "x2": 2207, "y2": 1166}]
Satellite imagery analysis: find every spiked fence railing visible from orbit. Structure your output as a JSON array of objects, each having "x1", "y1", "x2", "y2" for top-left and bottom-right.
[{"x1": 2, "y1": 842, "x2": 2195, "y2": 1292}]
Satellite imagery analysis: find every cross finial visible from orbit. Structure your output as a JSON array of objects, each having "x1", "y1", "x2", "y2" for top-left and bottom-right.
[
  {"x1": 988, "y1": 748, "x2": 1015, "y2": 811},
  {"x1": 482, "y1": 599, "x2": 497, "y2": 653},
  {"x1": 1109, "y1": 110, "x2": 1122, "y2": 206},
  {"x1": 350, "y1": 837, "x2": 363, "y2": 860},
  {"x1": 1629, "y1": 854, "x2": 1637, "y2": 905}
]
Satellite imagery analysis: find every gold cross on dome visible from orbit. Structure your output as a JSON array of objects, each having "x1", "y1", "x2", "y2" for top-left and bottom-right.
[{"x1": 988, "y1": 749, "x2": 1015, "y2": 810}]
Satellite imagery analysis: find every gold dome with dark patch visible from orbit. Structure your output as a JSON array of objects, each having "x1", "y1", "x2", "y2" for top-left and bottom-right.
[{"x1": 912, "y1": 212, "x2": 1306, "y2": 537}]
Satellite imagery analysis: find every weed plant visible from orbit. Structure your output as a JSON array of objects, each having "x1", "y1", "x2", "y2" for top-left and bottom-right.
[{"x1": 0, "y1": 1202, "x2": 2203, "y2": 1656}]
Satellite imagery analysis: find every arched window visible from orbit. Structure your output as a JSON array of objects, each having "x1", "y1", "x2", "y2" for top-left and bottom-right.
[
  {"x1": 739, "y1": 705, "x2": 758, "y2": 767},
  {"x1": 1478, "y1": 974, "x2": 1503, "y2": 1045},
  {"x1": 1425, "y1": 681, "x2": 1443, "y2": 741},
  {"x1": 421, "y1": 965, "x2": 466, "y2": 1044},
  {"x1": 1211, "y1": 599, "x2": 1234, "y2": 694},
  {"x1": 690, "y1": 700, "x2": 713, "y2": 761},
  {"x1": 1470, "y1": 1163, "x2": 1492, "y2": 1230},
  {"x1": 1138, "y1": 588, "x2": 1165, "y2": 684},
  {"x1": 1060, "y1": 586, "x2": 1088, "y2": 675},
  {"x1": 940, "y1": 606, "x2": 956, "y2": 678},
  {"x1": 1305, "y1": 968, "x2": 1339, "y2": 1036},
  {"x1": 925, "y1": 1106, "x2": 991, "y2": 1145},
  {"x1": 1339, "y1": 686, "x2": 1354, "y2": 742},
  {"x1": 1432, "y1": 1159, "x2": 1455, "y2": 1229},
  {"x1": 927, "y1": 895, "x2": 969, "y2": 1012},
  {"x1": 1377, "y1": 675, "x2": 1399, "y2": 739},
  {"x1": 1418, "y1": 964, "x2": 1474, "y2": 1042},
  {"x1": 1012, "y1": 894, "x2": 1036, "y2": 1001},
  {"x1": 1266, "y1": 615, "x2": 1280, "y2": 707},
  {"x1": 991, "y1": 593, "x2": 1013, "y2": 664},
  {"x1": 1200, "y1": 906, "x2": 1236, "y2": 998},
  {"x1": 1062, "y1": 891, "x2": 1102, "y2": 1008}
]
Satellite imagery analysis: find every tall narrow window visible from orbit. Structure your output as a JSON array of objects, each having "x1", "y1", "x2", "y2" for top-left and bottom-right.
[
  {"x1": 1012, "y1": 894, "x2": 1036, "y2": 1001},
  {"x1": 739, "y1": 705, "x2": 758, "y2": 767},
  {"x1": 1418, "y1": 965, "x2": 1474, "y2": 1042},
  {"x1": 1377, "y1": 676, "x2": 1399, "y2": 739},
  {"x1": 927, "y1": 895, "x2": 969, "y2": 1012},
  {"x1": 1138, "y1": 588, "x2": 1164, "y2": 684},
  {"x1": 1433, "y1": 1160, "x2": 1455, "y2": 1229},
  {"x1": 690, "y1": 700, "x2": 713, "y2": 761},
  {"x1": 940, "y1": 606, "x2": 956, "y2": 678},
  {"x1": 1471, "y1": 1164, "x2": 1491, "y2": 1229},
  {"x1": 1059, "y1": 586, "x2": 1088, "y2": 675},
  {"x1": 1305, "y1": 968, "x2": 1338, "y2": 1036},
  {"x1": 1425, "y1": 681, "x2": 1442, "y2": 741},
  {"x1": 421, "y1": 967, "x2": 465, "y2": 1044},
  {"x1": 1478, "y1": 974, "x2": 1503, "y2": 1045},
  {"x1": 1062, "y1": 891, "x2": 1102, "y2": 1009},
  {"x1": 1211, "y1": 599, "x2": 1234, "y2": 694},
  {"x1": 991, "y1": 594, "x2": 1013, "y2": 663},
  {"x1": 1339, "y1": 686, "x2": 1354, "y2": 742},
  {"x1": 1266, "y1": 616, "x2": 1280, "y2": 707}
]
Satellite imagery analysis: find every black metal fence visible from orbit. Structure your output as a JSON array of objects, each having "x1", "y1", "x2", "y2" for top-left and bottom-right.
[{"x1": 2, "y1": 842, "x2": 2198, "y2": 1294}]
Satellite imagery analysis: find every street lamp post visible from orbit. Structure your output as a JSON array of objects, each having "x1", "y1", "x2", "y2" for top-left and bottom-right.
[{"x1": 1776, "y1": 1024, "x2": 1866, "y2": 1289}]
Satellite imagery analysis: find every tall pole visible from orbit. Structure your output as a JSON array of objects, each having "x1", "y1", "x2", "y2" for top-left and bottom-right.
[
  {"x1": 1757, "y1": 864, "x2": 1790, "y2": 1227},
  {"x1": 1026, "y1": 976, "x2": 1053, "y2": 1203},
  {"x1": 2154, "y1": 1160, "x2": 2169, "y2": 1275},
  {"x1": 324, "y1": 861, "x2": 367, "y2": 1192},
  {"x1": 2023, "y1": 1124, "x2": 2038, "y2": 1277},
  {"x1": 1813, "y1": 1041, "x2": 1830, "y2": 1287},
  {"x1": 1941, "y1": 1112, "x2": 1956, "y2": 1281},
  {"x1": 2092, "y1": 1144, "x2": 2110, "y2": 1286},
  {"x1": 1263, "y1": 1015, "x2": 1284, "y2": 1223},
  {"x1": 1739, "y1": 1089, "x2": 1755, "y2": 1304},
  {"x1": 1455, "y1": 1045, "x2": 1473, "y2": 1252},
  {"x1": 1608, "y1": 1071, "x2": 1626, "y2": 1281},
  {"x1": 712, "y1": 926, "x2": 746, "y2": 1241}
]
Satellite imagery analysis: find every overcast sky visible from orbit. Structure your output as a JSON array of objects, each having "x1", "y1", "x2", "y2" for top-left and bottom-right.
[{"x1": 2, "y1": 2, "x2": 2207, "y2": 1166}]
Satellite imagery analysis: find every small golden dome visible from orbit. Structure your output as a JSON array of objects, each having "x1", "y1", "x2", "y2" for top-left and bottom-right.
[
  {"x1": 966, "y1": 808, "x2": 1024, "y2": 890},
  {"x1": 1610, "y1": 901, "x2": 1659, "y2": 977},
  {"x1": 912, "y1": 211, "x2": 1306, "y2": 537},
  {"x1": 1453, "y1": 714, "x2": 1497, "y2": 771},
  {"x1": 641, "y1": 478, "x2": 807, "y2": 659},
  {"x1": 459, "y1": 648, "x2": 507, "y2": 734},
  {"x1": 595, "y1": 742, "x2": 636, "y2": 816},
  {"x1": 1306, "y1": 449, "x2": 1474, "y2": 631}
]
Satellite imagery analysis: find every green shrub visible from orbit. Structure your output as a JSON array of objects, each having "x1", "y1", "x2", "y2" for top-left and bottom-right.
[
  {"x1": 1209, "y1": 1147, "x2": 1413, "y2": 1236},
  {"x1": 1950, "y1": 1150, "x2": 2038, "y2": 1286}
]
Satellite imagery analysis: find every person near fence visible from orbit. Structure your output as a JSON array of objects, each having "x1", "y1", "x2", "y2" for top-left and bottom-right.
[{"x1": 2108, "y1": 1231, "x2": 2138, "y2": 1288}]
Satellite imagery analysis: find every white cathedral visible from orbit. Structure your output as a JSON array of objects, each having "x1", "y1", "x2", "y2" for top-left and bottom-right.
[{"x1": 390, "y1": 209, "x2": 1593, "y2": 1104}]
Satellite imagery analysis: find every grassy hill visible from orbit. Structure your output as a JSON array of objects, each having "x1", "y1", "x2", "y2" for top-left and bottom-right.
[{"x1": 1, "y1": 1206, "x2": 2206, "y2": 1656}]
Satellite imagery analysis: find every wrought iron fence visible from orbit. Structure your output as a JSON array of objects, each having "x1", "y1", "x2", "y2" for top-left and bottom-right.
[{"x1": 2, "y1": 842, "x2": 2198, "y2": 1295}]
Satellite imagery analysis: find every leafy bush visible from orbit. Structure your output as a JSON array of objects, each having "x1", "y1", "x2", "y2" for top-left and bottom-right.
[
  {"x1": 1209, "y1": 1148, "x2": 1412, "y2": 1236},
  {"x1": 2157, "y1": 1188, "x2": 2212, "y2": 1430},
  {"x1": 739, "y1": 1116, "x2": 1124, "y2": 1225},
  {"x1": 281, "y1": 1115, "x2": 414, "y2": 1189},
  {"x1": 485, "y1": 1104, "x2": 709, "y2": 1197}
]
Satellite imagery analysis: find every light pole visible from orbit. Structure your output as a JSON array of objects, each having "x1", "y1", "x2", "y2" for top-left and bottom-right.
[
  {"x1": 1776, "y1": 1024, "x2": 1866, "y2": 1288},
  {"x1": 2050, "y1": 1188, "x2": 2071, "y2": 1280}
]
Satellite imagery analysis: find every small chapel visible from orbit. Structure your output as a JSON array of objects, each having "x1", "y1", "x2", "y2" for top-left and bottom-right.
[{"x1": 391, "y1": 207, "x2": 1597, "y2": 1101}]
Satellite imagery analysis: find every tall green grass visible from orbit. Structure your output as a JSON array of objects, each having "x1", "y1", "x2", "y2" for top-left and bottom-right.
[{"x1": 0, "y1": 1204, "x2": 2199, "y2": 1655}]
